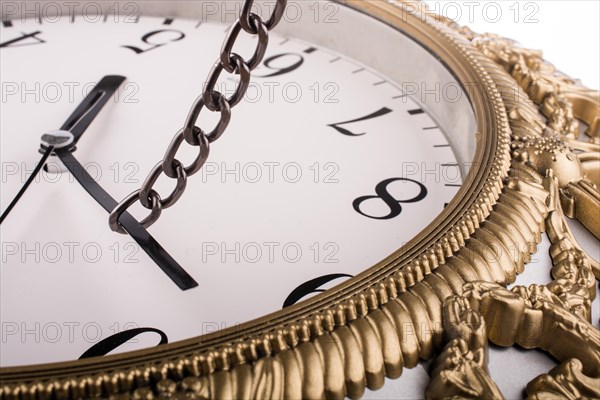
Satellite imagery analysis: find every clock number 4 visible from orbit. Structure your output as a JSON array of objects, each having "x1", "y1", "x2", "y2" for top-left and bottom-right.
[
  {"x1": 328, "y1": 107, "x2": 393, "y2": 136},
  {"x1": 0, "y1": 31, "x2": 45, "y2": 48},
  {"x1": 122, "y1": 29, "x2": 186, "y2": 54}
]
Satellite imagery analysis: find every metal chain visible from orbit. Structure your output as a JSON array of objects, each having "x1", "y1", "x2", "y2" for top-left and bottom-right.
[{"x1": 109, "y1": 0, "x2": 287, "y2": 234}]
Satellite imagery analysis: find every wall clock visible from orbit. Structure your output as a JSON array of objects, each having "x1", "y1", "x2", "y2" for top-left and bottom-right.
[{"x1": 0, "y1": 0, "x2": 598, "y2": 399}]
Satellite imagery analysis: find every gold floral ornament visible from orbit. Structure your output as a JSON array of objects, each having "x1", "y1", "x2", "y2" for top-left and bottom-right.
[
  {"x1": 426, "y1": 296, "x2": 504, "y2": 399},
  {"x1": 427, "y1": 282, "x2": 600, "y2": 399},
  {"x1": 424, "y1": 8, "x2": 600, "y2": 400}
]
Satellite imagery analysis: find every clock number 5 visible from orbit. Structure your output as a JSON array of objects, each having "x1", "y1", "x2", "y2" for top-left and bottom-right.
[
  {"x1": 122, "y1": 29, "x2": 186, "y2": 54},
  {"x1": 353, "y1": 178, "x2": 428, "y2": 220},
  {"x1": 328, "y1": 107, "x2": 392, "y2": 136}
]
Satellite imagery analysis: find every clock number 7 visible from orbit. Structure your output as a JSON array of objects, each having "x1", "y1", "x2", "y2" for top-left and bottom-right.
[
  {"x1": 328, "y1": 107, "x2": 393, "y2": 136},
  {"x1": 122, "y1": 29, "x2": 186, "y2": 54}
]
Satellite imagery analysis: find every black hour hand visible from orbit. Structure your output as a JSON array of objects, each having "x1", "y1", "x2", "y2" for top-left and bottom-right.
[
  {"x1": 1, "y1": 75, "x2": 126, "y2": 224},
  {"x1": 54, "y1": 75, "x2": 126, "y2": 148}
]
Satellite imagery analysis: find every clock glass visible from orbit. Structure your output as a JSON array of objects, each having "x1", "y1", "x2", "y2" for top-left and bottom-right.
[{"x1": 0, "y1": 2, "x2": 477, "y2": 366}]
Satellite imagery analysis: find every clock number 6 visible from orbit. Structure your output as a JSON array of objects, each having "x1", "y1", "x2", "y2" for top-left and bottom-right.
[
  {"x1": 283, "y1": 273, "x2": 353, "y2": 308},
  {"x1": 353, "y1": 178, "x2": 428, "y2": 220},
  {"x1": 122, "y1": 29, "x2": 186, "y2": 54}
]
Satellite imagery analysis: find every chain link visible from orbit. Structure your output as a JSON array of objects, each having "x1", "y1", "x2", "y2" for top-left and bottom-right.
[
  {"x1": 220, "y1": 14, "x2": 269, "y2": 75},
  {"x1": 109, "y1": 190, "x2": 162, "y2": 234},
  {"x1": 203, "y1": 54, "x2": 251, "y2": 111},
  {"x1": 109, "y1": 0, "x2": 288, "y2": 234},
  {"x1": 183, "y1": 94, "x2": 230, "y2": 146}
]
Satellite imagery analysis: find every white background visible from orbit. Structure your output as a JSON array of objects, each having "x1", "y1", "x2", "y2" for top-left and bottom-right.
[
  {"x1": 366, "y1": 1, "x2": 600, "y2": 399},
  {"x1": 425, "y1": 0, "x2": 599, "y2": 88}
]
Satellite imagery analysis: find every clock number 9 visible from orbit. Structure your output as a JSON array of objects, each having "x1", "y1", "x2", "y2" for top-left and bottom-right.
[
  {"x1": 283, "y1": 273, "x2": 353, "y2": 308},
  {"x1": 79, "y1": 327, "x2": 168, "y2": 359},
  {"x1": 122, "y1": 30, "x2": 186, "y2": 54},
  {"x1": 255, "y1": 53, "x2": 305, "y2": 78}
]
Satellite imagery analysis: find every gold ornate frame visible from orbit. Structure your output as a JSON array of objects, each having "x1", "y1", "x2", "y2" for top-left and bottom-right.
[{"x1": 1, "y1": 1, "x2": 598, "y2": 399}]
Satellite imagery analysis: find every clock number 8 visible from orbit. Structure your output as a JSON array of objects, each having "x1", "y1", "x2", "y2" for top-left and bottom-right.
[{"x1": 353, "y1": 178, "x2": 428, "y2": 220}]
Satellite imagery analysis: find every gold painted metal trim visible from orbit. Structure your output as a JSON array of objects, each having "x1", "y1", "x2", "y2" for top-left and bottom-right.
[{"x1": 1, "y1": 1, "x2": 598, "y2": 399}]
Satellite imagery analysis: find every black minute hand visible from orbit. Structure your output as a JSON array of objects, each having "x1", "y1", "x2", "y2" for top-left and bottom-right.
[{"x1": 0, "y1": 75, "x2": 126, "y2": 224}]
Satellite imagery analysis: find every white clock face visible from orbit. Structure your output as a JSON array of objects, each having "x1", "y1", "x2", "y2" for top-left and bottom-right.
[{"x1": 0, "y1": 12, "x2": 467, "y2": 366}]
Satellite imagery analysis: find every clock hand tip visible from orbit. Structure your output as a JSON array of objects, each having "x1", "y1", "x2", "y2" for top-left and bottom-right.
[
  {"x1": 179, "y1": 276, "x2": 199, "y2": 291},
  {"x1": 100, "y1": 75, "x2": 127, "y2": 88}
]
